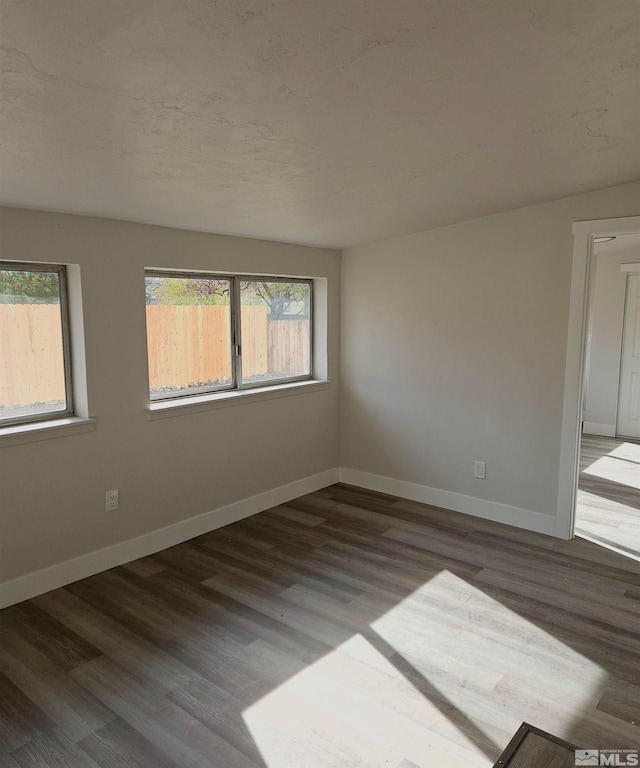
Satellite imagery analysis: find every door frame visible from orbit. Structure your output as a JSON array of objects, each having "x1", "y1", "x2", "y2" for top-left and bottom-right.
[
  {"x1": 558, "y1": 215, "x2": 640, "y2": 539},
  {"x1": 617, "y1": 269, "x2": 640, "y2": 439}
]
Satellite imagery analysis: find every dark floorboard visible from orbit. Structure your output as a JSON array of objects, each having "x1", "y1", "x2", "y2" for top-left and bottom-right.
[{"x1": 1, "y1": 484, "x2": 639, "y2": 767}]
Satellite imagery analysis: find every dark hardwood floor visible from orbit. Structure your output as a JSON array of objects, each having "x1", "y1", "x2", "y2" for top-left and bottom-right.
[{"x1": 1, "y1": 484, "x2": 639, "y2": 767}]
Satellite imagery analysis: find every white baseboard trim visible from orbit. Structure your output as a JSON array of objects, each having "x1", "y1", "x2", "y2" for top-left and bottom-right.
[
  {"x1": 582, "y1": 422, "x2": 616, "y2": 437},
  {"x1": 339, "y1": 468, "x2": 563, "y2": 538},
  {"x1": 0, "y1": 468, "x2": 340, "y2": 609},
  {"x1": 1, "y1": 465, "x2": 570, "y2": 609}
]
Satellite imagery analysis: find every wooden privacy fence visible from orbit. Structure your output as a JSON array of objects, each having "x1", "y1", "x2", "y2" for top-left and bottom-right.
[
  {"x1": 268, "y1": 317, "x2": 311, "y2": 376},
  {"x1": 1, "y1": 304, "x2": 310, "y2": 406},
  {"x1": 0, "y1": 304, "x2": 66, "y2": 407},
  {"x1": 146, "y1": 305, "x2": 234, "y2": 387},
  {"x1": 146, "y1": 305, "x2": 310, "y2": 386}
]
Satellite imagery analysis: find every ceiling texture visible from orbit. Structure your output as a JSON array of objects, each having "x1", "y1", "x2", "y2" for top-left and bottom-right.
[{"x1": 1, "y1": 0, "x2": 639, "y2": 248}]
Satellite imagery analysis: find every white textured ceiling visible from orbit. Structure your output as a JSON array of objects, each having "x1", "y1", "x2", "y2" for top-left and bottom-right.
[{"x1": 1, "y1": 0, "x2": 639, "y2": 248}]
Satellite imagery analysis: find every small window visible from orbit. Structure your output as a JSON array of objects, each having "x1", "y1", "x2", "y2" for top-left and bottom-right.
[
  {"x1": 145, "y1": 271, "x2": 313, "y2": 400},
  {"x1": 239, "y1": 279, "x2": 312, "y2": 387},
  {"x1": 0, "y1": 262, "x2": 73, "y2": 425}
]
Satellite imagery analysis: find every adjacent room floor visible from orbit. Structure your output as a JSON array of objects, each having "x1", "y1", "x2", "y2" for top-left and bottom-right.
[
  {"x1": 1, "y1": 485, "x2": 638, "y2": 768},
  {"x1": 576, "y1": 434, "x2": 640, "y2": 557}
]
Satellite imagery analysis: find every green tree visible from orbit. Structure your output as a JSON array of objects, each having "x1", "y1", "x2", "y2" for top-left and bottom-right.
[
  {"x1": 0, "y1": 270, "x2": 59, "y2": 301},
  {"x1": 145, "y1": 276, "x2": 309, "y2": 318},
  {"x1": 244, "y1": 281, "x2": 309, "y2": 319},
  {"x1": 147, "y1": 277, "x2": 230, "y2": 306}
]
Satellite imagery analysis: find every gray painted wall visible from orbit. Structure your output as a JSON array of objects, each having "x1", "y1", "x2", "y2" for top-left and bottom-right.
[
  {"x1": 340, "y1": 181, "x2": 640, "y2": 521},
  {"x1": 0, "y1": 208, "x2": 340, "y2": 583},
  {"x1": 2, "y1": 180, "x2": 639, "y2": 587}
]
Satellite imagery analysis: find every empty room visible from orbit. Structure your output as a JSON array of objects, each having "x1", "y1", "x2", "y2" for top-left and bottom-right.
[{"x1": 1, "y1": 2, "x2": 639, "y2": 767}]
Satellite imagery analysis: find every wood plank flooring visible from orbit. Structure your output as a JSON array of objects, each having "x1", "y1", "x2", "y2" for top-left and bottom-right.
[
  {"x1": 1, "y1": 484, "x2": 639, "y2": 767},
  {"x1": 577, "y1": 435, "x2": 640, "y2": 556}
]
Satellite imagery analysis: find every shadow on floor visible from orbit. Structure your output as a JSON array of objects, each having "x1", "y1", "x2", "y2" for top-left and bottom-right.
[{"x1": 1, "y1": 482, "x2": 639, "y2": 767}]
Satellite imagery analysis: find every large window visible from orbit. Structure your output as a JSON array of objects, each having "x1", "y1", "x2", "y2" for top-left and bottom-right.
[
  {"x1": 145, "y1": 271, "x2": 312, "y2": 401},
  {"x1": 0, "y1": 262, "x2": 73, "y2": 425}
]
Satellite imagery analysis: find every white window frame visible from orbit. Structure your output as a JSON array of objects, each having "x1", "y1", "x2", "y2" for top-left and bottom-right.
[
  {"x1": 145, "y1": 270, "x2": 314, "y2": 402},
  {"x1": 0, "y1": 261, "x2": 74, "y2": 427}
]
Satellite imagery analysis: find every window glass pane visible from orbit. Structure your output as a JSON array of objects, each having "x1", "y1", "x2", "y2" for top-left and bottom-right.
[
  {"x1": 0, "y1": 267, "x2": 68, "y2": 422},
  {"x1": 240, "y1": 280, "x2": 311, "y2": 385},
  {"x1": 145, "y1": 275, "x2": 232, "y2": 398}
]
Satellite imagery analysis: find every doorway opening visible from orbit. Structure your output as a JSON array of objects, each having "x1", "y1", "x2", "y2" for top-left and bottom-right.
[{"x1": 559, "y1": 216, "x2": 640, "y2": 557}]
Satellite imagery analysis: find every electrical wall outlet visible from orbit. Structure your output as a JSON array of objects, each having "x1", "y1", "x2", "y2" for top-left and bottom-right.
[
  {"x1": 474, "y1": 461, "x2": 486, "y2": 479},
  {"x1": 105, "y1": 489, "x2": 119, "y2": 511}
]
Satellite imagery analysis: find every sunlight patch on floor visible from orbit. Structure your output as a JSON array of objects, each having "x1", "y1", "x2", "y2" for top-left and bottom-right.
[
  {"x1": 577, "y1": 436, "x2": 639, "y2": 555},
  {"x1": 369, "y1": 571, "x2": 607, "y2": 746},
  {"x1": 582, "y1": 454, "x2": 640, "y2": 489},
  {"x1": 242, "y1": 631, "x2": 489, "y2": 768},
  {"x1": 242, "y1": 571, "x2": 606, "y2": 768},
  {"x1": 606, "y1": 441, "x2": 640, "y2": 462},
  {"x1": 576, "y1": 489, "x2": 640, "y2": 556}
]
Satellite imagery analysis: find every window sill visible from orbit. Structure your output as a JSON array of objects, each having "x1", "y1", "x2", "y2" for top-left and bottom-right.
[
  {"x1": 147, "y1": 379, "x2": 332, "y2": 421},
  {"x1": 0, "y1": 416, "x2": 97, "y2": 448}
]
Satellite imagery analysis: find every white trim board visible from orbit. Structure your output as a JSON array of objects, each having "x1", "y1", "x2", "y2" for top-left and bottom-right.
[
  {"x1": 559, "y1": 215, "x2": 640, "y2": 540},
  {"x1": 582, "y1": 422, "x2": 616, "y2": 437},
  {"x1": 1, "y1": 467, "x2": 568, "y2": 609},
  {"x1": 0, "y1": 468, "x2": 339, "y2": 609},
  {"x1": 572, "y1": 216, "x2": 640, "y2": 237},
  {"x1": 339, "y1": 468, "x2": 563, "y2": 538}
]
